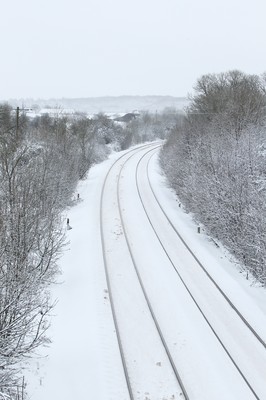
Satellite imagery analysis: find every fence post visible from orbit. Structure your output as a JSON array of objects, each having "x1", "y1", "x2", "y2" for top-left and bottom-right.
[{"x1": 22, "y1": 376, "x2": 25, "y2": 400}]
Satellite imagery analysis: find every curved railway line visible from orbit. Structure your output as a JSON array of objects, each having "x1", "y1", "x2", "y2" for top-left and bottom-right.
[
  {"x1": 100, "y1": 142, "x2": 266, "y2": 400},
  {"x1": 117, "y1": 146, "x2": 189, "y2": 399},
  {"x1": 133, "y1": 147, "x2": 265, "y2": 399},
  {"x1": 143, "y1": 148, "x2": 266, "y2": 351},
  {"x1": 100, "y1": 143, "x2": 188, "y2": 400}
]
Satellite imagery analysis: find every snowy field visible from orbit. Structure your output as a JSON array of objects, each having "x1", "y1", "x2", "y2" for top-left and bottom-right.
[
  {"x1": 8, "y1": 96, "x2": 188, "y2": 115},
  {"x1": 24, "y1": 143, "x2": 266, "y2": 400}
]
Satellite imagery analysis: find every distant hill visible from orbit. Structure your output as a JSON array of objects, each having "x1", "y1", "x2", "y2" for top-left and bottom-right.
[{"x1": 7, "y1": 96, "x2": 189, "y2": 114}]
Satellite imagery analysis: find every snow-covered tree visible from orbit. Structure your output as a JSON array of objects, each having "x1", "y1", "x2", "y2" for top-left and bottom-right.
[{"x1": 160, "y1": 71, "x2": 266, "y2": 285}]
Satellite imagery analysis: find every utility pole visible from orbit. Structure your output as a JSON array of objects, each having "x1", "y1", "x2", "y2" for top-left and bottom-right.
[{"x1": 16, "y1": 106, "x2": 19, "y2": 140}]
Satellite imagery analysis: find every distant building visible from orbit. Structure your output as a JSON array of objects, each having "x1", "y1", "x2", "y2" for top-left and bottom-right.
[{"x1": 114, "y1": 112, "x2": 138, "y2": 123}]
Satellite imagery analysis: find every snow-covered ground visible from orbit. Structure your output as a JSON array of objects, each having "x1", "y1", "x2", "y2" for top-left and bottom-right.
[
  {"x1": 24, "y1": 143, "x2": 266, "y2": 400},
  {"x1": 10, "y1": 96, "x2": 188, "y2": 115}
]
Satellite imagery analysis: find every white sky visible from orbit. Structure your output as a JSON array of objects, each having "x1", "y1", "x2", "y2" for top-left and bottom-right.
[{"x1": 0, "y1": 0, "x2": 265, "y2": 100}]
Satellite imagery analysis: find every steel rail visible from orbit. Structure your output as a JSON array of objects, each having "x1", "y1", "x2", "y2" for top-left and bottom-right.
[
  {"x1": 117, "y1": 145, "x2": 190, "y2": 400},
  {"x1": 145, "y1": 149, "x2": 266, "y2": 351},
  {"x1": 100, "y1": 143, "x2": 159, "y2": 400},
  {"x1": 134, "y1": 147, "x2": 261, "y2": 400}
]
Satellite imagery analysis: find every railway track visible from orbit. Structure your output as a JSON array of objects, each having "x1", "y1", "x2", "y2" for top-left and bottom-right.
[
  {"x1": 131, "y1": 146, "x2": 266, "y2": 400},
  {"x1": 100, "y1": 142, "x2": 266, "y2": 399},
  {"x1": 143, "y1": 148, "x2": 266, "y2": 350},
  {"x1": 100, "y1": 143, "x2": 188, "y2": 400}
]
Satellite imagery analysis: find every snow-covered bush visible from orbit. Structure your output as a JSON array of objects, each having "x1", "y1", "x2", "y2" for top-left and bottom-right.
[
  {"x1": 0, "y1": 105, "x2": 115, "y2": 398},
  {"x1": 120, "y1": 109, "x2": 183, "y2": 149},
  {"x1": 160, "y1": 70, "x2": 266, "y2": 285}
]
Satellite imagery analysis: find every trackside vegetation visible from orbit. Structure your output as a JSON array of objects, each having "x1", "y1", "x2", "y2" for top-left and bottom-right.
[
  {"x1": 160, "y1": 70, "x2": 266, "y2": 286},
  {"x1": 0, "y1": 104, "x2": 177, "y2": 398}
]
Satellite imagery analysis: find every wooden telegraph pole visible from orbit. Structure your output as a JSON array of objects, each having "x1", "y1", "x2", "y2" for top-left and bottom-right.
[{"x1": 16, "y1": 106, "x2": 19, "y2": 140}]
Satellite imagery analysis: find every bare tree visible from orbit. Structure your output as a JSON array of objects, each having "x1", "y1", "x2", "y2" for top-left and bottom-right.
[{"x1": 161, "y1": 71, "x2": 266, "y2": 285}]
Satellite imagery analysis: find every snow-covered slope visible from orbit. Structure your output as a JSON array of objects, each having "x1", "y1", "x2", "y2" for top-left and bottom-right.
[{"x1": 25, "y1": 143, "x2": 266, "y2": 400}]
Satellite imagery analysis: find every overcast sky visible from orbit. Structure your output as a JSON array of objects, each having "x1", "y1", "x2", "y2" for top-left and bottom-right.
[{"x1": 0, "y1": 0, "x2": 265, "y2": 100}]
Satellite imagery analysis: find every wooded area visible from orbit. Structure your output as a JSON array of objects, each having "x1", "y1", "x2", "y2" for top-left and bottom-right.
[
  {"x1": 160, "y1": 70, "x2": 266, "y2": 286},
  {"x1": 3, "y1": 74, "x2": 265, "y2": 397},
  {"x1": 0, "y1": 104, "x2": 176, "y2": 399}
]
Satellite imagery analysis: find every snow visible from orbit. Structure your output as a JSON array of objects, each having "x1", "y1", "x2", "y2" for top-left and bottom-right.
[
  {"x1": 24, "y1": 154, "x2": 127, "y2": 400},
  {"x1": 25, "y1": 142, "x2": 266, "y2": 400},
  {"x1": 12, "y1": 96, "x2": 189, "y2": 115},
  {"x1": 147, "y1": 152, "x2": 266, "y2": 334}
]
